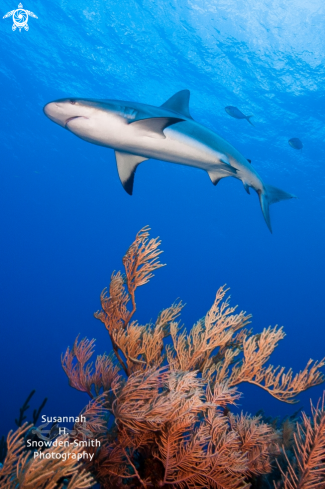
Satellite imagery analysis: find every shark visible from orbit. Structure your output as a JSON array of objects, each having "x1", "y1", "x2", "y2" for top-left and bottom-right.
[{"x1": 43, "y1": 89, "x2": 296, "y2": 232}]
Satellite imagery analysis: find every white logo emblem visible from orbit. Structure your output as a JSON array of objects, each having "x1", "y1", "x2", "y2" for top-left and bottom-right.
[{"x1": 3, "y1": 3, "x2": 38, "y2": 32}]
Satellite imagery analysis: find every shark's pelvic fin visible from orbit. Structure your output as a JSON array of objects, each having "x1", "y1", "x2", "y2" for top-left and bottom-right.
[
  {"x1": 129, "y1": 117, "x2": 184, "y2": 139},
  {"x1": 243, "y1": 181, "x2": 250, "y2": 194},
  {"x1": 208, "y1": 164, "x2": 237, "y2": 185},
  {"x1": 258, "y1": 184, "x2": 297, "y2": 233},
  {"x1": 160, "y1": 90, "x2": 193, "y2": 120},
  {"x1": 115, "y1": 151, "x2": 148, "y2": 195}
]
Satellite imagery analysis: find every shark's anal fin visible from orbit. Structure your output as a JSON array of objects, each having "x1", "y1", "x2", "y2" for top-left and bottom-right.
[
  {"x1": 160, "y1": 90, "x2": 193, "y2": 119},
  {"x1": 129, "y1": 117, "x2": 184, "y2": 139},
  {"x1": 115, "y1": 151, "x2": 148, "y2": 195},
  {"x1": 208, "y1": 164, "x2": 237, "y2": 185}
]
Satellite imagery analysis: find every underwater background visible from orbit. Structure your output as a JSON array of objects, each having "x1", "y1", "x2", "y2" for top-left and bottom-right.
[{"x1": 0, "y1": 0, "x2": 324, "y2": 438}]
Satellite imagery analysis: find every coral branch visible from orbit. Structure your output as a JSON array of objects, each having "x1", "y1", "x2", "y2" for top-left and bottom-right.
[
  {"x1": 0, "y1": 423, "x2": 95, "y2": 488},
  {"x1": 228, "y1": 327, "x2": 325, "y2": 403},
  {"x1": 73, "y1": 395, "x2": 108, "y2": 438},
  {"x1": 278, "y1": 395, "x2": 325, "y2": 489},
  {"x1": 61, "y1": 336, "x2": 121, "y2": 398},
  {"x1": 0, "y1": 423, "x2": 31, "y2": 483},
  {"x1": 15, "y1": 391, "x2": 36, "y2": 427},
  {"x1": 166, "y1": 286, "x2": 251, "y2": 373},
  {"x1": 229, "y1": 412, "x2": 280, "y2": 475},
  {"x1": 123, "y1": 225, "x2": 165, "y2": 298},
  {"x1": 95, "y1": 226, "x2": 165, "y2": 376}
]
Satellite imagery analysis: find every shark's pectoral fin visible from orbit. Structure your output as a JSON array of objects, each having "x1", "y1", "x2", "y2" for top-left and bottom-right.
[
  {"x1": 160, "y1": 90, "x2": 193, "y2": 119},
  {"x1": 115, "y1": 151, "x2": 148, "y2": 195},
  {"x1": 208, "y1": 164, "x2": 237, "y2": 185},
  {"x1": 129, "y1": 117, "x2": 184, "y2": 139}
]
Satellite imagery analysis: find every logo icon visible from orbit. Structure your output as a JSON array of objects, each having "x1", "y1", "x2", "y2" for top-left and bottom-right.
[{"x1": 3, "y1": 3, "x2": 38, "y2": 32}]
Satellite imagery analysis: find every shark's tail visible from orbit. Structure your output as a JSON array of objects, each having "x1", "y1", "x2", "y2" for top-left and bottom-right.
[
  {"x1": 258, "y1": 184, "x2": 297, "y2": 233},
  {"x1": 246, "y1": 115, "x2": 254, "y2": 126}
]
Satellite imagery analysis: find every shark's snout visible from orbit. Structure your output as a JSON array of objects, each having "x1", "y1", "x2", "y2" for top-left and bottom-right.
[
  {"x1": 43, "y1": 101, "x2": 67, "y2": 127},
  {"x1": 43, "y1": 99, "x2": 84, "y2": 128}
]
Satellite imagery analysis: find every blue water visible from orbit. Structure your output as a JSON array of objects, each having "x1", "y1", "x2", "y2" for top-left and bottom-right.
[{"x1": 1, "y1": 0, "x2": 324, "y2": 436}]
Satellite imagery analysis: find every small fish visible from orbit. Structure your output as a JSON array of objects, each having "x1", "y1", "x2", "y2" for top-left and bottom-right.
[
  {"x1": 288, "y1": 138, "x2": 303, "y2": 150},
  {"x1": 225, "y1": 106, "x2": 254, "y2": 126}
]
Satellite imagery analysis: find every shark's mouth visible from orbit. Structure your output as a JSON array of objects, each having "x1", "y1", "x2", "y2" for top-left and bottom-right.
[{"x1": 65, "y1": 116, "x2": 88, "y2": 128}]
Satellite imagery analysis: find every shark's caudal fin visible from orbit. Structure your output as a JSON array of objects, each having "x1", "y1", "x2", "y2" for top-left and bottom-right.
[
  {"x1": 258, "y1": 184, "x2": 297, "y2": 233},
  {"x1": 246, "y1": 116, "x2": 254, "y2": 126}
]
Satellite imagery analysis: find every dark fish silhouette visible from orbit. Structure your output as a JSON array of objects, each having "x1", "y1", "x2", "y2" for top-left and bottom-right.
[
  {"x1": 288, "y1": 138, "x2": 303, "y2": 150},
  {"x1": 225, "y1": 106, "x2": 254, "y2": 126}
]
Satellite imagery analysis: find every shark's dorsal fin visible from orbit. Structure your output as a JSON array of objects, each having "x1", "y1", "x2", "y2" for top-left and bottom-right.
[
  {"x1": 208, "y1": 164, "x2": 237, "y2": 185},
  {"x1": 115, "y1": 151, "x2": 148, "y2": 195},
  {"x1": 129, "y1": 117, "x2": 184, "y2": 139},
  {"x1": 160, "y1": 90, "x2": 193, "y2": 119}
]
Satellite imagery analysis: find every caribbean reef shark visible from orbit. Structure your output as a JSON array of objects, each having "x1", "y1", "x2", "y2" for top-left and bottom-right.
[{"x1": 43, "y1": 90, "x2": 295, "y2": 232}]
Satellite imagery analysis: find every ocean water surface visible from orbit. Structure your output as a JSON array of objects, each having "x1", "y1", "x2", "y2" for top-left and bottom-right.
[{"x1": 0, "y1": 0, "x2": 324, "y2": 477}]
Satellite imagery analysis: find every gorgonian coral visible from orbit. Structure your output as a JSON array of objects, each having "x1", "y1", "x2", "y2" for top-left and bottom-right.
[
  {"x1": 277, "y1": 395, "x2": 325, "y2": 489},
  {"x1": 0, "y1": 423, "x2": 95, "y2": 488},
  {"x1": 1, "y1": 227, "x2": 324, "y2": 488},
  {"x1": 60, "y1": 227, "x2": 325, "y2": 488}
]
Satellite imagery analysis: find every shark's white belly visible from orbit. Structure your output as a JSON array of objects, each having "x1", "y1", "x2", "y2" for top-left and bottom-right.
[{"x1": 67, "y1": 113, "x2": 229, "y2": 172}]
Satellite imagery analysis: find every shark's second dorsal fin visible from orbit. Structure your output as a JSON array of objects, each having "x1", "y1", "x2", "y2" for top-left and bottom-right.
[
  {"x1": 115, "y1": 151, "x2": 148, "y2": 195},
  {"x1": 160, "y1": 90, "x2": 193, "y2": 119}
]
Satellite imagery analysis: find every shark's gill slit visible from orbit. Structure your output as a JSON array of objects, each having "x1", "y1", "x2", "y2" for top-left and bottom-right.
[{"x1": 65, "y1": 116, "x2": 87, "y2": 127}]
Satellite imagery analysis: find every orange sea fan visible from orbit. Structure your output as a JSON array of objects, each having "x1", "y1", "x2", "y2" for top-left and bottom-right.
[
  {"x1": 58, "y1": 226, "x2": 325, "y2": 488},
  {"x1": 94, "y1": 226, "x2": 165, "y2": 376},
  {"x1": 86, "y1": 441, "x2": 134, "y2": 488},
  {"x1": 61, "y1": 336, "x2": 121, "y2": 398},
  {"x1": 166, "y1": 285, "x2": 252, "y2": 374},
  {"x1": 281, "y1": 417, "x2": 296, "y2": 451},
  {"x1": 92, "y1": 226, "x2": 325, "y2": 404},
  {"x1": 154, "y1": 417, "x2": 249, "y2": 489},
  {"x1": 111, "y1": 300, "x2": 184, "y2": 375},
  {"x1": 73, "y1": 395, "x2": 108, "y2": 439},
  {"x1": 110, "y1": 367, "x2": 251, "y2": 487},
  {"x1": 277, "y1": 395, "x2": 325, "y2": 489},
  {"x1": 0, "y1": 423, "x2": 95, "y2": 488},
  {"x1": 227, "y1": 327, "x2": 325, "y2": 404},
  {"x1": 228, "y1": 412, "x2": 280, "y2": 476}
]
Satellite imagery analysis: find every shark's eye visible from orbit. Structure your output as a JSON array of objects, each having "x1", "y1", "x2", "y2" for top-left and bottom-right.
[{"x1": 70, "y1": 100, "x2": 76, "y2": 105}]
